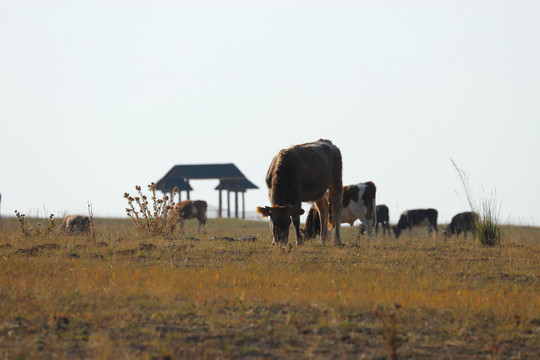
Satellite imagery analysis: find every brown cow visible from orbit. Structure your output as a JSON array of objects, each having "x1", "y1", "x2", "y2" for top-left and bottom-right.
[
  {"x1": 257, "y1": 139, "x2": 343, "y2": 245},
  {"x1": 61, "y1": 215, "x2": 91, "y2": 233},
  {"x1": 174, "y1": 200, "x2": 208, "y2": 234}
]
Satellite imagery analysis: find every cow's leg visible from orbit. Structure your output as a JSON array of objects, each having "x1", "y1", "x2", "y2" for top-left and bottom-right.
[
  {"x1": 180, "y1": 220, "x2": 185, "y2": 233},
  {"x1": 292, "y1": 215, "x2": 303, "y2": 245},
  {"x1": 328, "y1": 185, "x2": 343, "y2": 245},
  {"x1": 315, "y1": 198, "x2": 329, "y2": 243},
  {"x1": 357, "y1": 213, "x2": 373, "y2": 238}
]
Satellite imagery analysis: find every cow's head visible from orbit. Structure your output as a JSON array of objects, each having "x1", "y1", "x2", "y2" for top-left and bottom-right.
[
  {"x1": 393, "y1": 225, "x2": 401, "y2": 238},
  {"x1": 257, "y1": 205, "x2": 305, "y2": 244}
]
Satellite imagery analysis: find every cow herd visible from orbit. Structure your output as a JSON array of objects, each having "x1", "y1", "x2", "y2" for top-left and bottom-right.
[
  {"x1": 257, "y1": 139, "x2": 479, "y2": 245},
  {"x1": 4, "y1": 139, "x2": 478, "y2": 243}
]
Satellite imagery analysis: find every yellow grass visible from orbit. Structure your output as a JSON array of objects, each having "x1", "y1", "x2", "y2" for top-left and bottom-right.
[{"x1": 0, "y1": 218, "x2": 539, "y2": 359}]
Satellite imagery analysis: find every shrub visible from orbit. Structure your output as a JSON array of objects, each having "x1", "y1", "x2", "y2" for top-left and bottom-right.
[
  {"x1": 451, "y1": 159, "x2": 502, "y2": 247},
  {"x1": 475, "y1": 197, "x2": 501, "y2": 246},
  {"x1": 124, "y1": 183, "x2": 181, "y2": 237}
]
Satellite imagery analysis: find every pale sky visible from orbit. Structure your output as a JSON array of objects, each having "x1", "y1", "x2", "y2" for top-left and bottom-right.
[{"x1": 1, "y1": 1, "x2": 539, "y2": 226}]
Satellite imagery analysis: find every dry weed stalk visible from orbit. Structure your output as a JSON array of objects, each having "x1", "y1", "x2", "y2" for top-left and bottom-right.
[
  {"x1": 14, "y1": 210, "x2": 56, "y2": 237},
  {"x1": 124, "y1": 183, "x2": 181, "y2": 237},
  {"x1": 379, "y1": 302, "x2": 401, "y2": 360},
  {"x1": 88, "y1": 202, "x2": 97, "y2": 241}
]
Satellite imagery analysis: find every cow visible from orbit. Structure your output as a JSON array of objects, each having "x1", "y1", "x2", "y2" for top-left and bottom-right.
[
  {"x1": 393, "y1": 208, "x2": 438, "y2": 238},
  {"x1": 333, "y1": 181, "x2": 377, "y2": 236},
  {"x1": 303, "y1": 181, "x2": 377, "y2": 238},
  {"x1": 443, "y1": 211, "x2": 479, "y2": 239},
  {"x1": 375, "y1": 204, "x2": 390, "y2": 236},
  {"x1": 174, "y1": 200, "x2": 208, "y2": 234},
  {"x1": 257, "y1": 139, "x2": 343, "y2": 245},
  {"x1": 301, "y1": 205, "x2": 321, "y2": 239},
  {"x1": 61, "y1": 215, "x2": 91, "y2": 233}
]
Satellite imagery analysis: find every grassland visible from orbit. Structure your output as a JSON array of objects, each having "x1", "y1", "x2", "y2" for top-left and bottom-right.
[{"x1": 0, "y1": 217, "x2": 539, "y2": 359}]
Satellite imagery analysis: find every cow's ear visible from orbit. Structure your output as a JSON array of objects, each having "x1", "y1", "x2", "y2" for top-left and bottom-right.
[
  {"x1": 256, "y1": 206, "x2": 271, "y2": 217},
  {"x1": 292, "y1": 208, "x2": 305, "y2": 217}
]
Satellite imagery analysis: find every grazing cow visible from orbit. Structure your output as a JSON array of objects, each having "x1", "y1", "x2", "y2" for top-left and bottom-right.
[
  {"x1": 61, "y1": 215, "x2": 91, "y2": 233},
  {"x1": 443, "y1": 211, "x2": 479, "y2": 239},
  {"x1": 174, "y1": 200, "x2": 208, "y2": 234},
  {"x1": 393, "y1": 208, "x2": 438, "y2": 238},
  {"x1": 375, "y1": 204, "x2": 390, "y2": 236},
  {"x1": 301, "y1": 205, "x2": 321, "y2": 239},
  {"x1": 257, "y1": 139, "x2": 343, "y2": 245}
]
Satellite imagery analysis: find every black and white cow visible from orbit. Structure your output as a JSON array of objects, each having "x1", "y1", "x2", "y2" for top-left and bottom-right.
[
  {"x1": 393, "y1": 208, "x2": 438, "y2": 238},
  {"x1": 443, "y1": 211, "x2": 479, "y2": 239},
  {"x1": 303, "y1": 181, "x2": 377, "y2": 238}
]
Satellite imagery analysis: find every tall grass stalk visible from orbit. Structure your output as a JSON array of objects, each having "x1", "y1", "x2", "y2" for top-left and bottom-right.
[{"x1": 451, "y1": 159, "x2": 502, "y2": 246}]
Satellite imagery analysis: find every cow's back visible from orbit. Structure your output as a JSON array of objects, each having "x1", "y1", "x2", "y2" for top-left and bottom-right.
[{"x1": 266, "y1": 139, "x2": 342, "y2": 205}]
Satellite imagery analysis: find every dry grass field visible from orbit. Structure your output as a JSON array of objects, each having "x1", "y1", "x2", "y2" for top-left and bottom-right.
[{"x1": 0, "y1": 217, "x2": 539, "y2": 359}]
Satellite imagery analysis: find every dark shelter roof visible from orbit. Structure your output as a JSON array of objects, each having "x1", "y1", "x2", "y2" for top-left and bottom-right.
[
  {"x1": 215, "y1": 179, "x2": 258, "y2": 191},
  {"x1": 156, "y1": 163, "x2": 258, "y2": 192}
]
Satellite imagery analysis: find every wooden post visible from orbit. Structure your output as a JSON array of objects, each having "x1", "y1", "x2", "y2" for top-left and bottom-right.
[
  {"x1": 218, "y1": 189, "x2": 222, "y2": 218},
  {"x1": 187, "y1": 190, "x2": 190, "y2": 200},
  {"x1": 179, "y1": 191, "x2": 182, "y2": 202},
  {"x1": 227, "y1": 191, "x2": 231, "y2": 218},
  {"x1": 235, "y1": 191, "x2": 239, "y2": 218},
  {"x1": 242, "y1": 191, "x2": 246, "y2": 220}
]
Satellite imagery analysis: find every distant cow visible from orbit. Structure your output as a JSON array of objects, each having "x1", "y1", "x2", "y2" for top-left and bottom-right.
[
  {"x1": 393, "y1": 208, "x2": 438, "y2": 238},
  {"x1": 257, "y1": 139, "x2": 343, "y2": 245},
  {"x1": 375, "y1": 204, "x2": 390, "y2": 236},
  {"x1": 61, "y1": 215, "x2": 91, "y2": 233},
  {"x1": 174, "y1": 200, "x2": 208, "y2": 234},
  {"x1": 443, "y1": 211, "x2": 479, "y2": 239}
]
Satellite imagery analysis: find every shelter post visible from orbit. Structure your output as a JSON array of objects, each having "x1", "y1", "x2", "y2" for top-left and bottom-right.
[
  {"x1": 218, "y1": 189, "x2": 222, "y2": 218},
  {"x1": 235, "y1": 191, "x2": 239, "y2": 218},
  {"x1": 242, "y1": 191, "x2": 245, "y2": 219},
  {"x1": 227, "y1": 191, "x2": 231, "y2": 218}
]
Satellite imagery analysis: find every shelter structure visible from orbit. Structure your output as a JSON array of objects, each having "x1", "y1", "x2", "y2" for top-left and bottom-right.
[{"x1": 156, "y1": 164, "x2": 258, "y2": 219}]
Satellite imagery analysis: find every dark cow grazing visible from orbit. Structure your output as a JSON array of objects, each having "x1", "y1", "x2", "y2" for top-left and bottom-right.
[
  {"x1": 174, "y1": 200, "x2": 208, "y2": 234},
  {"x1": 375, "y1": 204, "x2": 390, "y2": 236},
  {"x1": 257, "y1": 139, "x2": 343, "y2": 245},
  {"x1": 301, "y1": 205, "x2": 321, "y2": 239},
  {"x1": 61, "y1": 215, "x2": 91, "y2": 233},
  {"x1": 393, "y1": 208, "x2": 438, "y2": 238},
  {"x1": 443, "y1": 211, "x2": 479, "y2": 239}
]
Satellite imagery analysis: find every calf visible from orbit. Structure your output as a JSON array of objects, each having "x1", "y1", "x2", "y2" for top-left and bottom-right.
[
  {"x1": 61, "y1": 215, "x2": 91, "y2": 233},
  {"x1": 393, "y1": 208, "x2": 438, "y2": 238},
  {"x1": 257, "y1": 139, "x2": 343, "y2": 245},
  {"x1": 175, "y1": 200, "x2": 208, "y2": 234},
  {"x1": 443, "y1": 211, "x2": 479, "y2": 239}
]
